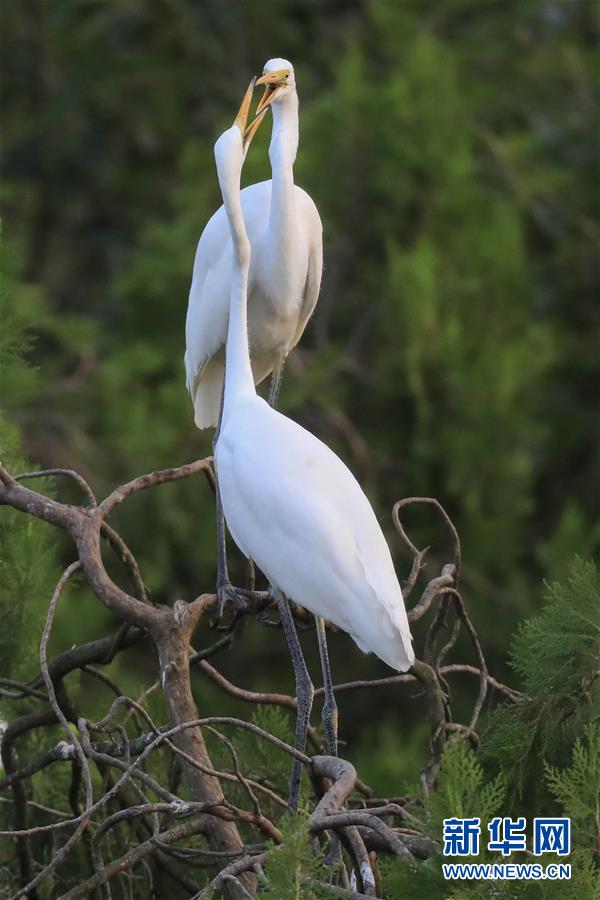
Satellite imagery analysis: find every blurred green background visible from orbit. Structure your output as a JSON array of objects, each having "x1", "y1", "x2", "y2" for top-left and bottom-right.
[{"x1": 2, "y1": 0, "x2": 598, "y2": 794}]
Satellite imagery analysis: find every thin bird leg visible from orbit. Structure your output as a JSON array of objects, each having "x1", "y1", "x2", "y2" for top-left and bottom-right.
[
  {"x1": 315, "y1": 617, "x2": 343, "y2": 869},
  {"x1": 214, "y1": 479, "x2": 243, "y2": 617},
  {"x1": 277, "y1": 591, "x2": 314, "y2": 811},
  {"x1": 267, "y1": 354, "x2": 287, "y2": 408},
  {"x1": 315, "y1": 616, "x2": 338, "y2": 757}
]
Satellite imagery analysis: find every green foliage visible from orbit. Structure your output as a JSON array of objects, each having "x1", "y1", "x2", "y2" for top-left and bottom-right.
[
  {"x1": 228, "y1": 705, "x2": 296, "y2": 801},
  {"x1": 482, "y1": 559, "x2": 600, "y2": 800},
  {"x1": 380, "y1": 562, "x2": 599, "y2": 898},
  {"x1": 380, "y1": 728, "x2": 600, "y2": 900},
  {"x1": 427, "y1": 738, "x2": 506, "y2": 844},
  {"x1": 538, "y1": 502, "x2": 600, "y2": 584},
  {"x1": 188, "y1": 705, "x2": 339, "y2": 898},
  {"x1": 0, "y1": 270, "x2": 38, "y2": 407},
  {"x1": 511, "y1": 559, "x2": 600, "y2": 697},
  {"x1": 0, "y1": 421, "x2": 58, "y2": 683},
  {"x1": 546, "y1": 724, "x2": 600, "y2": 874},
  {"x1": 352, "y1": 717, "x2": 429, "y2": 796},
  {"x1": 0, "y1": 255, "x2": 61, "y2": 684},
  {"x1": 261, "y1": 814, "x2": 330, "y2": 899},
  {"x1": 318, "y1": 16, "x2": 557, "y2": 587},
  {"x1": 379, "y1": 738, "x2": 506, "y2": 900}
]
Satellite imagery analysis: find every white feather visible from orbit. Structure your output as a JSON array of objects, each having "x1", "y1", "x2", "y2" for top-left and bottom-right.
[
  {"x1": 216, "y1": 395, "x2": 414, "y2": 671},
  {"x1": 185, "y1": 59, "x2": 323, "y2": 428},
  {"x1": 211, "y1": 105, "x2": 415, "y2": 673}
]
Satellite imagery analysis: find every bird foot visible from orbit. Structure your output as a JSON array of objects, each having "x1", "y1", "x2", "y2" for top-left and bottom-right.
[
  {"x1": 216, "y1": 580, "x2": 248, "y2": 618},
  {"x1": 237, "y1": 587, "x2": 272, "y2": 611}
]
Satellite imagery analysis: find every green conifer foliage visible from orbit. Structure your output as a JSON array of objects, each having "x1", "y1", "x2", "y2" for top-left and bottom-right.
[
  {"x1": 0, "y1": 259, "x2": 61, "y2": 682},
  {"x1": 261, "y1": 815, "x2": 330, "y2": 900},
  {"x1": 544, "y1": 726, "x2": 600, "y2": 900},
  {"x1": 483, "y1": 559, "x2": 600, "y2": 802}
]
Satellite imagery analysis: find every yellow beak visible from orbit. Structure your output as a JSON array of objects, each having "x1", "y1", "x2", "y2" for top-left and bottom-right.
[
  {"x1": 234, "y1": 77, "x2": 267, "y2": 150},
  {"x1": 255, "y1": 68, "x2": 290, "y2": 115}
]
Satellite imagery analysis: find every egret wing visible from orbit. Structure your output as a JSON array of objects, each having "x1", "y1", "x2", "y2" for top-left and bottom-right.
[
  {"x1": 185, "y1": 182, "x2": 274, "y2": 399},
  {"x1": 184, "y1": 205, "x2": 231, "y2": 395},
  {"x1": 217, "y1": 400, "x2": 413, "y2": 670},
  {"x1": 291, "y1": 190, "x2": 323, "y2": 348}
]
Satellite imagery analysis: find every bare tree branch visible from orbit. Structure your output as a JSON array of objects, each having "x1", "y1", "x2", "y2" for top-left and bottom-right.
[{"x1": 1, "y1": 460, "x2": 504, "y2": 898}]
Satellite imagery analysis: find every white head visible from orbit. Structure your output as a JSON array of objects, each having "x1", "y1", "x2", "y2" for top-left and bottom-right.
[
  {"x1": 255, "y1": 58, "x2": 296, "y2": 114},
  {"x1": 213, "y1": 126, "x2": 244, "y2": 186}
]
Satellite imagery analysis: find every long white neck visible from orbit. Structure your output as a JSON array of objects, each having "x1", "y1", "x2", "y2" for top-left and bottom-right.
[
  {"x1": 268, "y1": 92, "x2": 299, "y2": 248},
  {"x1": 218, "y1": 155, "x2": 255, "y2": 418}
]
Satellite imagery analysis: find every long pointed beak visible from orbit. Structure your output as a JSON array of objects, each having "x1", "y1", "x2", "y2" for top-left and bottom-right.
[
  {"x1": 243, "y1": 108, "x2": 267, "y2": 149},
  {"x1": 234, "y1": 78, "x2": 255, "y2": 133},
  {"x1": 233, "y1": 77, "x2": 267, "y2": 150},
  {"x1": 255, "y1": 68, "x2": 290, "y2": 115}
]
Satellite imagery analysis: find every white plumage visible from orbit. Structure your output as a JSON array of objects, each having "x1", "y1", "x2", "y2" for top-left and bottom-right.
[
  {"x1": 185, "y1": 58, "x2": 323, "y2": 428},
  {"x1": 213, "y1": 98, "x2": 414, "y2": 675},
  {"x1": 217, "y1": 397, "x2": 415, "y2": 671}
]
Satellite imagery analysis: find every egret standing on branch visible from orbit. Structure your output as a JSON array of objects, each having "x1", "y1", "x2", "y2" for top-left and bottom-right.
[
  {"x1": 212, "y1": 84, "x2": 415, "y2": 809},
  {"x1": 185, "y1": 58, "x2": 323, "y2": 610}
]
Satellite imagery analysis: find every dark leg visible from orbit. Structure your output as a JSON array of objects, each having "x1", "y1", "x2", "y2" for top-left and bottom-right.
[
  {"x1": 315, "y1": 616, "x2": 338, "y2": 757},
  {"x1": 315, "y1": 615, "x2": 343, "y2": 866},
  {"x1": 277, "y1": 591, "x2": 314, "y2": 811},
  {"x1": 214, "y1": 479, "x2": 245, "y2": 617},
  {"x1": 268, "y1": 354, "x2": 287, "y2": 409}
]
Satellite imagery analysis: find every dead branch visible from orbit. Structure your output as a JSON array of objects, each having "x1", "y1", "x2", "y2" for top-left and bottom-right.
[
  {"x1": 0, "y1": 458, "x2": 504, "y2": 898},
  {"x1": 56, "y1": 816, "x2": 212, "y2": 900},
  {"x1": 195, "y1": 658, "x2": 322, "y2": 750},
  {"x1": 0, "y1": 461, "x2": 254, "y2": 896},
  {"x1": 393, "y1": 496, "x2": 461, "y2": 578}
]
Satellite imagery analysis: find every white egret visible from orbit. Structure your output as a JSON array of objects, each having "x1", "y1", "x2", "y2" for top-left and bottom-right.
[
  {"x1": 184, "y1": 57, "x2": 322, "y2": 427},
  {"x1": 185, "y1": 57, "x2": 323, "y2": 610},
  {"x1": 213, "y1": 86, "x2": 415, "y2": 809}
]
